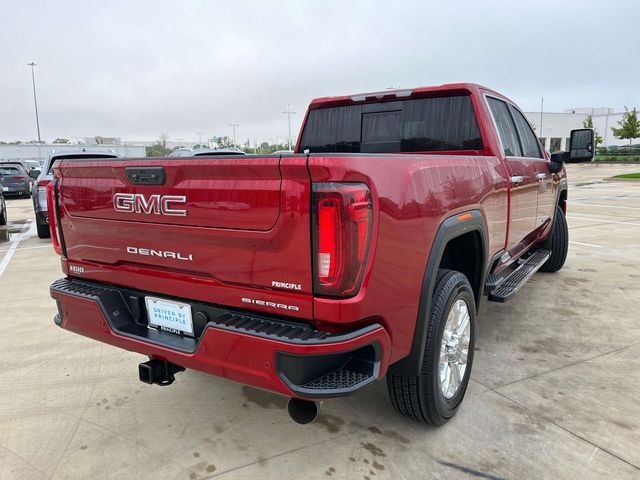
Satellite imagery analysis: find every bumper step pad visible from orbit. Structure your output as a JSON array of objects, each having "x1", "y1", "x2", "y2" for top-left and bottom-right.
[
  {"x1": 488, "y1": 249, "x2": 551, "y2": 303},
  {"x1": 51, "y1": 278, "x2": 379, "y2": 347},
  {"x1": 302, "y1": 369, "x2": 371, "y2": 390}
]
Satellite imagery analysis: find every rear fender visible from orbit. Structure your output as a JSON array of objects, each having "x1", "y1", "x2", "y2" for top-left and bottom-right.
[{"x1": 388, "y1": 210, "x2": 487, "y2": 377}]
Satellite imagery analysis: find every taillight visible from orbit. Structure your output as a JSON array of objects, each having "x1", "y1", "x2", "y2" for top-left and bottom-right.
[
  {"x1": 312, "y1": 183, "x2": 372, "y2": 298},
  {"x1": 46, "y1": 181, "x2": 62, "y2": 255},
  {"x1": 38, "y1": 179, "x2": 51, "y2": 187}
]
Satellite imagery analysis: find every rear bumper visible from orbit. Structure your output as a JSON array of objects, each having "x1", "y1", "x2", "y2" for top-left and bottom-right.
[{"x1": 50, "y1": 278, "x2": 391, "y2": 399}]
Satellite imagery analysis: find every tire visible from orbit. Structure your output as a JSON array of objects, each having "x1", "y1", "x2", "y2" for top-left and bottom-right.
[
  {"x1": 36, "y1": 220, "x2": 51, "y2": 239},
  {"x1": 539, "y1": 206, "x2": 568, "y2": 273},
  {"x1": 0, "y1": 198, "x2": 6, "y2": 226},
  {"x1": 387, "y1": 269, "x2": 476, "y2": 425}
]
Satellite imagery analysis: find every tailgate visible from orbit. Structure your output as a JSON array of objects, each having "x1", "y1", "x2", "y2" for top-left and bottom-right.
[{"x1": 54, "y1": 155, "x2": 314, "y2": 319}]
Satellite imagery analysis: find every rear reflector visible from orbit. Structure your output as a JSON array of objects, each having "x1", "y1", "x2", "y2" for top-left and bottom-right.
[
  {"x1": 46, "y1": 181, "x2": 62, "y2": 255},
  {"x1": 312, "y1": 183, "x2": 372, "y2": 298}
]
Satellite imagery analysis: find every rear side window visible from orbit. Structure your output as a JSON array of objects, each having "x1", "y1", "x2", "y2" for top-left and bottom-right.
[
  {"x1": 509, "y1": 106, "x2": 542, "y2": 158},
  {"x1": 0, "y1": 167, "x2": 21, "y2": 175},
  {"x1": 300, "y1": 95, "x2": 483, "y2": 153},
  {"x1": 487, "y1": 97, "x2": 522, "y2": 157}
]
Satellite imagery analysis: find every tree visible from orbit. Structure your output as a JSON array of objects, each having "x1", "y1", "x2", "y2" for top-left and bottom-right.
[
  {"x1": 582, "y1": 115, "x2": 603, "y2": 147},
  {"x1": 213, "y1": 136, "x2": 233, "y2": 148},
  {"x1": 612, "y1": 107, "x2": 640, "y2": 146},
  {"x1": 159, "y1": 132, "x2": 169, "y2": 151},
  {"x1": 146, "y1": 132, "x2": 172, "y2": 157},
  {"x1": 53, "y1": 138, "x2": 70, "y2": 144}
]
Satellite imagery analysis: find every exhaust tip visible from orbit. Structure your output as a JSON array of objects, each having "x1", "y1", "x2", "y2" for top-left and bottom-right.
[{"x1": 287, "y1": 398, "x2": 319, "y2": 425}]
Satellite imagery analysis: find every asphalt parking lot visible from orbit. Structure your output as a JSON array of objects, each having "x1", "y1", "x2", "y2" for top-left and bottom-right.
[{"x1": 1, "y1": 164, "x2": 639, "y2": 480}]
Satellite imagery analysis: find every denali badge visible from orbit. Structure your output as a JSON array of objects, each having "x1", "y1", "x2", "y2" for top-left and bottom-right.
[
  {"x1": 242, "y1": 298, "x2": 300, "y2": 311},
  {"x1": 127, "y1": 246, "x2": 193, "y2": 261},
  {"x1": 271, "y1": 280, "x2": 302, "y2": 291},
  {"x1": 113, "y1": 193, "x2": 187, "y2": 216}
]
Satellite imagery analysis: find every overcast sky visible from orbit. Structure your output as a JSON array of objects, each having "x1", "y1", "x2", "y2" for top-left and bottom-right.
[{"x1": 1, "y1": 0, "x2": 638, "y2": 145}]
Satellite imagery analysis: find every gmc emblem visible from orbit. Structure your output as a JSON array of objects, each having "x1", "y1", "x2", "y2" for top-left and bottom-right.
[{"x1": 113, "y1": 193, "x2": 187, "y2": 216}]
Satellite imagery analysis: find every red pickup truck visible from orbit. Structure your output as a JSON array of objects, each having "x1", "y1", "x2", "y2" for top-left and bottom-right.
[{"x1": 48, "y1": 83, "x2": 594, "y2": 425}]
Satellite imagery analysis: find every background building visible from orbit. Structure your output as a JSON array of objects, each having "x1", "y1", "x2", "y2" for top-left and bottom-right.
[{"x1": 524, "y1": 107, "x2": 633, "y2": 152}]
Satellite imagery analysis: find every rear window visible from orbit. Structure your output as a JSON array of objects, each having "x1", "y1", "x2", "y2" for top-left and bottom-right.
[
  {"x1": 0, "y1": 166, "x2": 22, "y2": 175},
  {"x1": 300, "y1": 95, "x2": 483, "y2": 153}
]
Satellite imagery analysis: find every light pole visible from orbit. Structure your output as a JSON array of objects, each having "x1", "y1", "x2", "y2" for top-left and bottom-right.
[
  {"x1": 539, "y1": 98, "x2": 544, "y2": 145},
  {"x1": 27, "y1": 62, "x2": 42, "y2": 143},
  {"x1": 228, "y1": 124, "x2": 239, "y2": 147},
  {"x1": 195, "y1": 131, "x2": 204, "y2": 147},
  {"x1": 282, "y1": 105, "x2": 296, "y2": 150}
]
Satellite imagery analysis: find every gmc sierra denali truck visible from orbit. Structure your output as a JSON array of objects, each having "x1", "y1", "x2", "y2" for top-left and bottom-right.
[{"x1": 48, "y1": 83, "x2": 594, "y2": 425}]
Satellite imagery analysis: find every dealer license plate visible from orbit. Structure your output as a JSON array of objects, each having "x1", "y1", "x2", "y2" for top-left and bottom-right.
[{"x1": 145, "y1": 296, "x2": 193, "y2": 335}]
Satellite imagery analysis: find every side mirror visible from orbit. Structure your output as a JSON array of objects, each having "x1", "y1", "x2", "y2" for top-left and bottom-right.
[
  {"x1": 28, "y1": 169, "x2": 41, "y2": 179},
  {"x1": 567, "y1": 128, "x2": 595, "y2": 163}
]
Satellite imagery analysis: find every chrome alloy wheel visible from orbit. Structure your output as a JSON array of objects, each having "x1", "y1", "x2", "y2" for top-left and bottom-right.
[{"x1": 439, "y1": 298, "x2": 471, "y2": 399}]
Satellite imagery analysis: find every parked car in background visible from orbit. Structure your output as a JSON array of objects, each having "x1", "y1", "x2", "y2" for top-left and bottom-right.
[
  {"x1": 0, "y1": 162, "x2": 32, "y2": 197},
  {"x1": 32, "y1": 151, "x2": 118, "y2": 238},
  {"x1": 168, "y1": 147, "x2": 246, "y2": 157},
  {"x1": 25, "y1": 160, "x2": 42, "y2": 171}
]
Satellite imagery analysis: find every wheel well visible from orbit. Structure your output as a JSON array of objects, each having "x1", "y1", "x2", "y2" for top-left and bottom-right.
[
  {"x1": 558, "y1": 188, "x2": 567, "y2": 213},
  {"x1": 438, "y1": 231, "x2": 483, "y2": 304}
]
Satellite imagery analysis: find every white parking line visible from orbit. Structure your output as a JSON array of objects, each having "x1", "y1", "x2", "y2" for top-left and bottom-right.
[
  {"x1": 0, "y1": 220, "x2": 34, "y2": 278},
  {"x1": 567, "y1": 215, "x2": 640, "y2": 227},
  {"x1": 570, "y1": 203, "x2": 640, "y2": 211},
  {"x1": 0, "y1": 244, "x2": 52, "y2": 253},
  {"x1": 569, "y1": 241, "x2": 603, "y2": 248}
]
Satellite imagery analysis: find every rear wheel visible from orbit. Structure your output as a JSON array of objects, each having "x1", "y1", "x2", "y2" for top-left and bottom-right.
[
  {"x1": 387, "y1": 269, "x2": 476, "y2": 425},
  {"x1": 540, "y1": 206, "x2": 568, "y2": 272},
  {"x1": 36, "y1": 220, "x2": 50, "y2": 239}
]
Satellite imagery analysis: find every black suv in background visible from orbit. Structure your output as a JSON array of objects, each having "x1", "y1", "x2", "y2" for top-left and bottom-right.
[
  {"x1": 32, "y1": 151, "x2": 118, "y2": 238},
  {"x1": 0, "y1": 162, "x2": 33, "y2": 197}
]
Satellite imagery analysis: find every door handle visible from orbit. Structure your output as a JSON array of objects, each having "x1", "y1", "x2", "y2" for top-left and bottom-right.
[
  {"x1": 536, "y1": 172, "x2": 547, "y2": 181},
  {"x1": 510, "y1": 175, "x2": 524, "y2": 185}
]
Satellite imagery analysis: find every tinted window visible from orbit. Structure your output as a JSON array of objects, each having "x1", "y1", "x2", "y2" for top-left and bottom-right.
[
  {"x1": 300, "y1": 95, "x2": 483, "y2": 153},
  {"x1": 0, "y1": 167, "x2": 21, "y2": 175},
  {"x1": 509, "y1": 105, "x2": 542, "y2": 158},
  {"x1": 487, "y1": 97, "x2": 522, "y2": 157},
  {"x1": 361, "y1": 111, "x2": 401, "y2": 152}
]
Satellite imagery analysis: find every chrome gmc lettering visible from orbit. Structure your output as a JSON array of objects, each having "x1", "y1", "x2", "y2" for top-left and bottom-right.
[{"x1": 113, "y1": 193, "x2": 187, "y2": 216}]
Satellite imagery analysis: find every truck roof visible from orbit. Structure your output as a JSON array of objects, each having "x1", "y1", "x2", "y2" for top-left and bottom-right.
[{"x1": 307, "y1": 82, "x2": 512, "y2": 110}]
